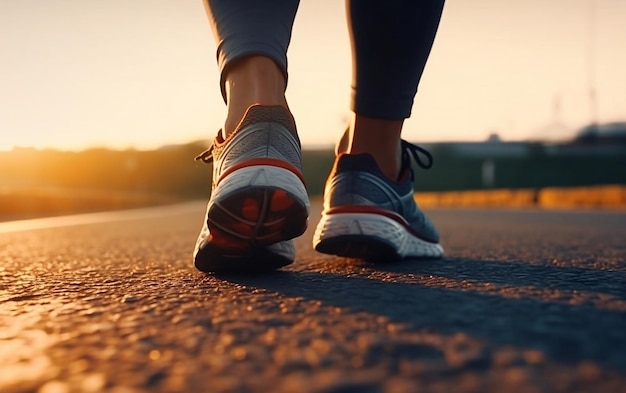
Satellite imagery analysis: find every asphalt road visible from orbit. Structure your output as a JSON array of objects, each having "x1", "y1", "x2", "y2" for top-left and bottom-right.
[{"x1": 1, "y1": 201, "x2": 625, "y2": 393}]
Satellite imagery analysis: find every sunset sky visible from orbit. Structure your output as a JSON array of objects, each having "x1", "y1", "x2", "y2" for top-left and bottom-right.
[{"x1": 1, "y1": 0, "x2": 625, "y2": 151}]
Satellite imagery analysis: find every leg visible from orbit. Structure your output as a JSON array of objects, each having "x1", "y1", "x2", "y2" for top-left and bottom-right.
[
  {"x1": 204, "y1": 0, "x2": 299, "y2": 136},
  {"x1": 314, "y1": 0, "x2": 445, "y2": 260},
  {"x1": 344, "y1": 0, "x2": 445, "y2": 179},
  {"x1": 194, "y1": 0, "x2": 309, "y2": 273},
  {"x1": 222, "y1": 56, "x2": 289, "y2": 136}
]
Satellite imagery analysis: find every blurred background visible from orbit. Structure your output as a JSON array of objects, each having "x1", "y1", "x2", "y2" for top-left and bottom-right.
[{"x1": 1, "y1": 0, "x2": 625, "y2": 220}]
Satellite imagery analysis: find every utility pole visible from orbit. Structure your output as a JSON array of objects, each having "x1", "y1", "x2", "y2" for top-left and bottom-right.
[{"x1": 587, "y1": 0, "x2": 598, "y2": 132}]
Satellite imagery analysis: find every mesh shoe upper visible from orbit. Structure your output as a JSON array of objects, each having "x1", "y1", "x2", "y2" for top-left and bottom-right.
[{"x1": 197, "y1": 105, "x2": 305, "y2": 188}]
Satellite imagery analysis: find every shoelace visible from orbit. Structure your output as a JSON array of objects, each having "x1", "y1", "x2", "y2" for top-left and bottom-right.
[
  {"x1": 401, "y1": 140, "x2": 433, "y2": 180},
  {"x1": 194, "y1": 146, "x2": 214, "y2": 164},
  {"x1": 402, "y1": 139, "x2": 433, "y2": 169}
]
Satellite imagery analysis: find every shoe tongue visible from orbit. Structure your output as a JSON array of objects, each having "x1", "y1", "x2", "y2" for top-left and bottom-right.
[{"x1": 235, "y1": 105, "x2": 297, "y2": 135}]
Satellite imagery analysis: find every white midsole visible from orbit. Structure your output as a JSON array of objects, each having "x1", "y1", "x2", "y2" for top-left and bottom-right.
[
  {"x1": 211, "y1": 165, "x2": 310, "y2": 212},
  {"x1": 313, "y1": 212, "x2": 443, "y2": 258}
]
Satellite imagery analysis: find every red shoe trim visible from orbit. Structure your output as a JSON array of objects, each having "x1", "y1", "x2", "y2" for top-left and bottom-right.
[
  {"x1": 324, "y1": 205, "x2": 437, "y2": 243},
  {"x1": 217, "y1": 158, "x2": 306, "y2": 185}
]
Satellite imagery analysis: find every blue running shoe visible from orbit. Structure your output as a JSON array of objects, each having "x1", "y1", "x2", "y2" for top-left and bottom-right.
[
  {"x1": 313, "y1": 140, "x2": 443, "y2": 261},
  {"x1": 193, "y1": 105, "x2": 310, "y2": 273}
]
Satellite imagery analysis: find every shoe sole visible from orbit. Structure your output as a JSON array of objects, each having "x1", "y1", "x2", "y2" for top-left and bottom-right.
[
  {"x1": 207, "y1": 165, "x2": 310, "y2": 249},
  {"x1": 313, "y1": 212, "x2": 444, "y2": 261},
  {"x1": 194, "y1": 242, "x2": 293, "y2": 274}
]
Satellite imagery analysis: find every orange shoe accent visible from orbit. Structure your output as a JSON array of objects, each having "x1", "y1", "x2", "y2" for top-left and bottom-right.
[
  {"x1": 325, "y1": 205, "x2": 425, "y2": 238},
  {"x1": 209, "y1": 233, "x2": 245, "y2": 250},
  {"x1": 325, "y1": 205, "x2": 405, "y2": 220},
  {"x1": 270, "y1": 189, "x2": 295, "y2": 212},
  {"x1": 241, "y1": 198, "x2": 259, "y2": 221}
]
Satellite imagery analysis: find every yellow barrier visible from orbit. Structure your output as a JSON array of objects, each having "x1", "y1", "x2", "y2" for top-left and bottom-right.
[
  {"x1": 538, "y1": 185, "x2": 626, "y2": 208},
  {"x1": 416, "y1": 185, "x2": 626, "y2": 209}
]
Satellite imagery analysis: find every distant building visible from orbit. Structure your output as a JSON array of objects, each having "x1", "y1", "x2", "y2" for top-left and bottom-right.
[
  {"x1": 419, "y1": 122, "x2": 626, "y2": 158},
  {"x1": 422, "y1": 134, "x2": 530, "y2": 158},
  {"x1": 574, "y1": 122, "x2": 626, "y2": 145}
]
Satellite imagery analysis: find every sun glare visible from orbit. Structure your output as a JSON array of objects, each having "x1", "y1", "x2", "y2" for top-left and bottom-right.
[{"x1": 0, "y1": 142, "x2": 14, "y2": 152}]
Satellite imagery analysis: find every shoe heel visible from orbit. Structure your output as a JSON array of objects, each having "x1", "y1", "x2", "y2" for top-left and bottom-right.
[{"x1": 208, "y1": 165, "x2": 310, "y2": 247}]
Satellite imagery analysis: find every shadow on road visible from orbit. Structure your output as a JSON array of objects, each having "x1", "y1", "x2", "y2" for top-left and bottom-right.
[
  {"x1": 215, "y1": 257, "x2": 626, "y2": 372},
  {"x1": 377, "y1": 257, "x2": 626, "y2": 297}
]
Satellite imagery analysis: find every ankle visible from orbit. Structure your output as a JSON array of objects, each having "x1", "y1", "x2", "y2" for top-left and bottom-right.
[
  {"x1": 345, "y1": 115, "x2": 404, "y2": 180},
  {"x1": 349, "y1": 142, "x2": 402, "y2": 180},
  {"x1": 223, "y1": 56, "x2": 289, "y2": 136}
]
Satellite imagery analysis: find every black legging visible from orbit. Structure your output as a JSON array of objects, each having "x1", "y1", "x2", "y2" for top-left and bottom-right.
[{"x1": 206, "y1": 0, "x2": 445, "y2": 120}]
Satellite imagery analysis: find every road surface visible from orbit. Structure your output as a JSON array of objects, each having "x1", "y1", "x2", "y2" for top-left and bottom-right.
[{"x1": 1, "y1": 201, "x2": 625, "y2": 393}]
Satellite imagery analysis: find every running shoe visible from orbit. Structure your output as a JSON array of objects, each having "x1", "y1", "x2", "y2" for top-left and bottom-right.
[
  {"x1": 313, "y1": 140, "x2": 443, "y2": 261},
  {"x1": 193, "y1": 105, "x2": 310, "y2": 273}
]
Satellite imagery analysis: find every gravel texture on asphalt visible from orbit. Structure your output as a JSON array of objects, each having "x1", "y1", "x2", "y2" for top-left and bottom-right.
[{"x1": 1, "y1": 201, "x2": 625, "y2": 393}]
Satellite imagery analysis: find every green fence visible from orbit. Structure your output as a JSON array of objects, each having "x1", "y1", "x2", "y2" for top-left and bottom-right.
[{"x1": 1, "y1": 144, "x2": 625, "y2": 199}]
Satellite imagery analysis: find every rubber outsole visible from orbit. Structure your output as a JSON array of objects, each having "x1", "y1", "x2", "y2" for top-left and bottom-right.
[
  {"x1": 207, "y1": 186, "x2": 308, "y2": 249},
  {"x1": 207, "y1": 165, "x2": 309, "y2": 248},
  {"x1": 194, "y1": 243, "x2": 292, "y2": 274},
  {"x1": 314, "y1": 235, "x2": 400, "y2": 262}
]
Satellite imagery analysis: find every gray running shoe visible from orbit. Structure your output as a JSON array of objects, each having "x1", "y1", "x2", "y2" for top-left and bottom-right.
[
  {"x1": 313, "y1": 140, "x2": 443, "y2": 261},
  {"x1": 194, "y1": 105, "x2": 310, "y2": 273}
]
